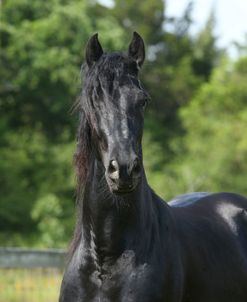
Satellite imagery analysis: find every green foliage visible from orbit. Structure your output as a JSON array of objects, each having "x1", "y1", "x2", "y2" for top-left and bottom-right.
[
  {"x1": 31, "y1": 194, "x2": 71, "y2": 247},
  {"x1": 160, "y1": 56, "x2": 247, "y2": 197},
  {"x1": 0, "y1": 128, "x2": 75, "y2": 237},
  {"x1": 192, "y1": 11, "x2": 222, "y2": 80},
  {"x1": 113, "y1": 0, "x2": 164, "y2": 43}
]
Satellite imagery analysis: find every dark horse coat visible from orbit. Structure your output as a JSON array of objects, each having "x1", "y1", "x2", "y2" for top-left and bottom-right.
[{"x1": 59, "y1": 33, "x2": 247, "y2": 302}]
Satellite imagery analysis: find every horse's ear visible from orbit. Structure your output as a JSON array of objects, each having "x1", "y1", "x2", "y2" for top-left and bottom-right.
[
  {"x1": 128, "y1": 32, "x2": 145, "y2": 68},
  {"x1": 85, "y1": 33, "x2": 103, "y2": 67}
]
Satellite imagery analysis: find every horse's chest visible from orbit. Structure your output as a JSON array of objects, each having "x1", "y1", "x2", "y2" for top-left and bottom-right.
[{"x1": 80, "y1": 250, "x2": 163, "y2": 302}]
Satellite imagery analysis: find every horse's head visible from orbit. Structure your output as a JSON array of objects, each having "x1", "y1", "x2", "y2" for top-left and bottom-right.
[{"x1": 79, "y1": 32, "x2": 149, "y2": 194}]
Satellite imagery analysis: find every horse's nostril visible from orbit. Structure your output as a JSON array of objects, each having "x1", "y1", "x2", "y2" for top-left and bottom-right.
[
  {"x1": 109, "y1": 160, "x2": 118, "y2": 173},
  {"x1": 108, "y1": 160, "x2": 119, "y2": 181}
]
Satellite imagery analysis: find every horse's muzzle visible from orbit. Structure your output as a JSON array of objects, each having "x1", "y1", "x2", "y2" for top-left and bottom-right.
[{"x1": 106, "y1": 158, "x2": 141, "y2": 194}]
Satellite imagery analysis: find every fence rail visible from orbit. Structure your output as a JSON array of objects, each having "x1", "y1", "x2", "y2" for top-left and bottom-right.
[{"x1": 0, "y1": 247, "x2": 66, "y2": 268}]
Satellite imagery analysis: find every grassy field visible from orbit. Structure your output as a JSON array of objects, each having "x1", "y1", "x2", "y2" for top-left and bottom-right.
[{"x1": 0, "y1": 268, "x2": 63, "y2": 302}]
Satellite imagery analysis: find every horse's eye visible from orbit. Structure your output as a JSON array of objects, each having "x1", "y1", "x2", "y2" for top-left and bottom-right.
[{"x1": 139, "y1": 99, "x2": 147, "y2": 108}]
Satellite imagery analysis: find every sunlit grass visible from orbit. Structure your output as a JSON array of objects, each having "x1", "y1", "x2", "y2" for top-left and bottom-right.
[{"x1": 0, "y1": 268, "x2": 63, "y2": 302}]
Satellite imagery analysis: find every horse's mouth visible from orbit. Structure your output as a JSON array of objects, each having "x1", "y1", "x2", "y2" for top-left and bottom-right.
[
  {"x1": 112, "y1": 186, "x2": 135, "y2": 195},
  {"x1": 109, "y1": 182, "x2": 137, "y2": 195},
  {"x1": 106, "y1": 175, "x2": 140, "y2": 195}
]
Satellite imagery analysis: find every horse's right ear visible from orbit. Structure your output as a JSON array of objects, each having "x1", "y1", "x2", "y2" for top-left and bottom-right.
[{"x1": 85, "y1": 33, "x2": 103, "y2": 67}]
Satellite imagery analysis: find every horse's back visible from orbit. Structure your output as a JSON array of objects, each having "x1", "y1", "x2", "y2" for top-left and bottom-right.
[
  {"x1": 169, "y1": 191, "x2": 247, "y2": 230},
  {"x1": 168, "y1": 192, "x2": 211, "y2": 207},
  {"x1": 169, "y1": 191, "x2": 247, "y2": 257},
  {"x1": 169, "y1": 192, "x2": 247, "y2": 302}
]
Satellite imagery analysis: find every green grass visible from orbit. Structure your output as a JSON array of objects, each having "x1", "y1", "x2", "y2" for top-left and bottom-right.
[{"x1": 0, "y1": 268, "x2": 63, "y2": 302}]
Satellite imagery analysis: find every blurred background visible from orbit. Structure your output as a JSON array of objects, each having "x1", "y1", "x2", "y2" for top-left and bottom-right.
[{"x1": 1, "y1": 0, "x2": 247, "y2": 300}]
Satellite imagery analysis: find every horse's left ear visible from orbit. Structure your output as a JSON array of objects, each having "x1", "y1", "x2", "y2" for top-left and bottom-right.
[
  {"x1": 85, "y1": 33, "x2": 103, "y2": 67},
  {"x1": 128, "y1": 32, "x2": 145, "y2": 68}
]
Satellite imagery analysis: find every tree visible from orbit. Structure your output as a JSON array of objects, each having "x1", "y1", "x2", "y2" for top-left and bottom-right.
[
  {"x1": 113, "y1": 0, "x2": 164, "y2": 44},
  {"x1": 192, "y1": 11, "x2": 222, "y2": 80},
  {"x1": 163, "y1": 55, "x2": 247, "y2": 197}
]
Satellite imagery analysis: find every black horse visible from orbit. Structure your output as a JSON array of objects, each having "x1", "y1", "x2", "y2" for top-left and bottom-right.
[{"x1": 59, "y1": 32, "x2": 247, "y2": 302}]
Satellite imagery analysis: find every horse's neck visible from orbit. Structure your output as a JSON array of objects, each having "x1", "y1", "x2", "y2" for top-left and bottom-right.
[{"x1": 80, "y1": 157, "x2": 154, "y2": 261}]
